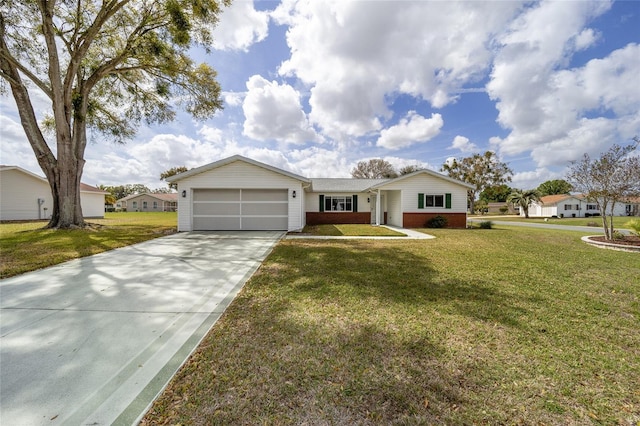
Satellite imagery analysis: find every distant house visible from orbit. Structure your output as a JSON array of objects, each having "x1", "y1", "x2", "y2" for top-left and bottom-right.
[
  {"x1": 523, "y1": 194, "x2": 639, "y2": 218},
  {"x1": 116, "y1": 192, "x2": 177, "y2": 212},
  {"x1": 166, "y1": 155, "x2": 474, "y2": 231},
  {"x1": 0, "y1": 165, "x2": 107, "y2": 221}
]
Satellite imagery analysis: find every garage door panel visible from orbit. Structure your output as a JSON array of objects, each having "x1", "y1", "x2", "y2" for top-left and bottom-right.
[
  {"x1": 191, "y1": 188, "x2": 288, "y2": 231},
  {"x1": 193, "y1": 202, "x2": 240, "y2": 215},
  {"x1": 241, "y1": 202, "x2": 288, "y2": 216},
  {"x1": 242, "y1": 189, "x2": 288, "y2": 201},
  {"x1": 193, "y1": 217, "x2": 240, "y2": 230},
  {"x1": 242, "y1": 217, "x2": 288, "y2": 230},
  {"x1": 193, "y1": 189, "x2": 239, "y2": 201}
]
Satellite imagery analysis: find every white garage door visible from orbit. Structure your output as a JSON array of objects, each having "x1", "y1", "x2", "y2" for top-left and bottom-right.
[{"x1": 192, "y1": 188, "x2": 288, "y2": 231}]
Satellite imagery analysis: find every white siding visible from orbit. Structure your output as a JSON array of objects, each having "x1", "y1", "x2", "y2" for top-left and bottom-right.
[
  {"x1": 378, "y1": 173, "x2": 468, "y2": 213},
  {"x1": 81, "y1": 192, "x2": 106, "y2": 218},
  {"x1": 0, "y1": 168, "x2": 104, "y2": 220},
  {"x1": 175, "y1": 160, "x2": 305, "y2": 231},
  {"x1": 0, "y1": 169, "x2": 53, "y2": 220}
]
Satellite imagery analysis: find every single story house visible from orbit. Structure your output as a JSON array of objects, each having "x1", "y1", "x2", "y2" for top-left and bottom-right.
[
  {"x1": 116, "y1": 192, "x2": 177, "y2": 212},
  {"x1": 523, "y1": 194, "x2": 639, "y2": 218},
  {"x1": 166, "y1": 155, "x2": 474, "y2": 232},
  {"x1": 0, "y1": 165, "x2": 107, "y2": 221}
]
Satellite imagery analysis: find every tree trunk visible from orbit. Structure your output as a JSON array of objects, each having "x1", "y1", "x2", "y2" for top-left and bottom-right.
[
  {"x1": 44, "y1": 159, "x2": 85, "y2": 229},
  {"x1": 599, "y1": 201, "x2": 610, "y2": 240}
]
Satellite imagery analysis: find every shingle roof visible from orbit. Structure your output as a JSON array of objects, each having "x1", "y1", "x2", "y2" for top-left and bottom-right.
[
  {"x1": 118, "y1": 192, "x2": 177, "y2": 202},
  {"x1": 309, "y1": 178, "x2": 389, "y2": 192}
]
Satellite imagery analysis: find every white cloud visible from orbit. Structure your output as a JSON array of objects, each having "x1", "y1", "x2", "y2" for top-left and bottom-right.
[
  {"x1": 212, "y1": 0, "x2": 269, "y2": 51},
  {"x1": 511, "y1": 168, "x2": 563, "y2": 191},
  {"x1": 275, "y1": 0, "x2": 521, "y2": 138},
  {"x1": 486, "y1": 0, "x2": 640, "y2": 169},
  {"x1": 242, "y1": 75, "x2": 319, "y2": 144},
  {"x1": 573, "y1": 28, "x2": 599, "y2": 51},
  {"x1": 450, "y1": 135, "x2": 479, "y2": 153},
  {"x1": 376, "y1": 112, "x2": 443, "y2": 150}
]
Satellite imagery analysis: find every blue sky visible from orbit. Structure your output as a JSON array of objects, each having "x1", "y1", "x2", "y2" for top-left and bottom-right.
[{"x1": 1, "y1": 0, "x2": 639, "y2": 191}]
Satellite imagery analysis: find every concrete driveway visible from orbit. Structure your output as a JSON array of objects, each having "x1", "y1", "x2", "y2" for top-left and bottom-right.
[{"x1": 0, "y1": 231, "x2": 283, "y2": 425}]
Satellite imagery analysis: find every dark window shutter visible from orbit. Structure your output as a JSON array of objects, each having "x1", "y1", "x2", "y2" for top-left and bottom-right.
[
  {"x1": 418, "y1": 193, "x2": 424, "y2": 209},
  {"x1": 445, "y1": 193, "x2": 452, "y2": 209},
  {"x1": 319, "y1": 195, "x2": 325, "y2": 212},
  {"x1": 353, "y1": 195, "x2": 358, "y2": 212}
]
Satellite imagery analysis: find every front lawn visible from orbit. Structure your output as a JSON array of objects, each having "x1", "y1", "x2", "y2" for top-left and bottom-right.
[
  {"x1": 142, "y1": 226, "x2": 640, "y2": 425},
  {"x1": 481, "y1": 215, "x2": 632, "y2": 229},
  {"x1": 300, "y1": 224, "x2": 406, "y2": 236},
  {"x1": 0, "y1": 212, "x2": 176, "y2": 278}
]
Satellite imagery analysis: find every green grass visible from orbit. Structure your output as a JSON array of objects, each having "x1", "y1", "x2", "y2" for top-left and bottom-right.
[
  {"x1": 0, "y1": 212, "x2": 176, "y2": 278},
  {"x1": 301, "y1": 224, "x2": 406, "y2": 236},
  {"x1": 142, "y1": 226, "x2": 640, "y2": 425},
  {"x1": 483, "y1": 215, "x2": 632, "y2": 228}
]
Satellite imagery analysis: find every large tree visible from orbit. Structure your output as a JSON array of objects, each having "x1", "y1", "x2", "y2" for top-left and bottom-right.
[
  {"x1": 441, "y1": 151, "x2": 513, "y2": 214},
  {"x1": 507, "y1": 189, "x2": 541, "y2": 219},
  {"x1": 479, "y1": 184, "x2": 512, "y2": 203},
  {"x1": 351, "y1": 159, "x2": 398, "y2": 179},
  {"x1": 566, "y1": 139, "x2": 640, "y2": 240},
  {"x1": 537, "y1": 179, "x2": 572, "y2": 196},
  {"x1": 0, "y1": 0, "x2": 228, "y2": 228}
]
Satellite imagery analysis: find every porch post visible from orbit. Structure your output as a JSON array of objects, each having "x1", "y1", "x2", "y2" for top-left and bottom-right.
[{"x1": 376, "y1": 189, "x2": 381, "y2": 225}]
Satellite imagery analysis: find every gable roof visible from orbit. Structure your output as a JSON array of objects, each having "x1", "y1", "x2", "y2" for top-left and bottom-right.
[
  {"x1": 370, "y1": 169, "x2": 475, "y2": 190},
  {"x1": 310, "y1": 178, "x2": 389, "y2": 192},
  {"x1": 539, "y1": 194, "x2": 583, "y2": 205},
  {"x1": 118, "y1": 192, "x2": 177, "y2": 202},
  {"x1": 166, "y1": 155, "x2": 310, "y2": 184},
  {"x1": 0, "y1": 165, "x2": 108, "y2": 194}
]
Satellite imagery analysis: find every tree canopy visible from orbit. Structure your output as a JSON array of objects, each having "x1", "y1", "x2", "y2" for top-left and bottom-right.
[
  {"x1": 0, "y1": 0, "x2": 228, "y2": 228},
  {"x1": 479, "y1": 184, "x2": 512, "y2": 203},
  {"x1": 161, "y1": 166, "x2": 189, "y2": 190},
  {"x1": 351, "y1": 159, "x2": 398, "y2": 179},
  {"x1": 537, "y1": 179, "x2": 572, "y2": 196},
  {"x1": 441, "y1": 151, "x2": 513, "y2": 214},
  {"x1": 566, "y1": 138, "x2": 640, "y2": 240}
]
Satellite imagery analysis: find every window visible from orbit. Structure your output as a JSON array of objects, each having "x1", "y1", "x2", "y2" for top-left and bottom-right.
[
  {"x1": 587, "y1": 204, "x2": 597, "y2": 210},
  {"x1": 143, "y1": 201, "x2": 148, "y2": 209},
  {"x1": 153, "y1": 201, "x2": 158, "y2": 209},
  {"x1": 132, "y1": 201, "x2": 137, "y2": 209},
  {"x1": 564, "y1": 204, "x2": 572, "y2": 210},
  {"x1": 418, "y1": 193, "x2": 451, "y2": 209},
  {"x1": 324, "y1": 196, "x2": 352, "y2": 212},
  {"x1": 425, "y1": 195, "x2": 444, "y2": 207}
]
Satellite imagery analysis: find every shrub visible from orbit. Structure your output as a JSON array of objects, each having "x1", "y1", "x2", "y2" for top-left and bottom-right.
[
  {"x1": 426, "y1": 215, "x2": 448, "y2": 228},
  {"x1": 499, "y1": 206, "x2": 509, "y2": 214},
  {"x1": 612, "y1": 230, "x2": 626, "y2": 240},
  {"x1": 479, "y1": 221, "x2": 493, "y2": 229},
  {"x1": 625, "y1": 219, "x2": 640, "y2": 237},
  {"x1": 586, "y1": 221, "x2": 598, "y2": 227}
]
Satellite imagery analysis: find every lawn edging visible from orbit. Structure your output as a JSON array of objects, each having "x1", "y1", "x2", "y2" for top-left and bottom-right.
[{"x1": 581, "y1": 235, "x2": 640, "y2": 253}]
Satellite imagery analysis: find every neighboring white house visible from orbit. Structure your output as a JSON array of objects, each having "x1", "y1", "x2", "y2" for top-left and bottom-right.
[
  {"x1": 0, "y1": 165, "x2": 107, "y2": 221},
  {"x1": 167, "y1": 155, "x2": 473, "y2": 232},
  {"x1": 523, "y1": 194, "x2": 639, "y2": 218},
  {"x1": 116, "y1": 192, "x2": 178, "y2": 212}
]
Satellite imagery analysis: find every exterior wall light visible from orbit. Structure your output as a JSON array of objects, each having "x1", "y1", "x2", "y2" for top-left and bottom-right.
[
  {"x1": 181, "y1": 190, "x2": 186, "y2": 198},
  {"x1": 292, "y1": 190, "x2": 297, "y2": 198}
]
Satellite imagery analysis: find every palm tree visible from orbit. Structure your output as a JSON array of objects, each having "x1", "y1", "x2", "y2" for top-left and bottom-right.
[{"x1": 507, "y1": 189, "x2": 542, "y2": 218}]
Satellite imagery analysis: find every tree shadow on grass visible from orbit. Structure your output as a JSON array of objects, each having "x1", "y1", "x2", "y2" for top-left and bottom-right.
[{"x1": 267, "y1": 240, "x2": 536, "y2": 329}]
